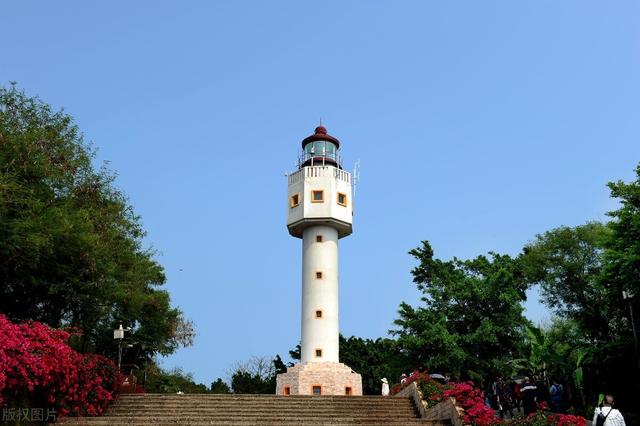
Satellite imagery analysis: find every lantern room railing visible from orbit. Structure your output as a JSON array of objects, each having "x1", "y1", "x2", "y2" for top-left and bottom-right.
[{"x1": 297, "y1": 151, "x2": 343, "y2": 169}]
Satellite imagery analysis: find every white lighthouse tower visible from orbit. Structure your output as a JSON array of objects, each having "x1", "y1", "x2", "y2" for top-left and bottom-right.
[{"x1": 276, "y1": 126, "x2": 363, "y2": 396}]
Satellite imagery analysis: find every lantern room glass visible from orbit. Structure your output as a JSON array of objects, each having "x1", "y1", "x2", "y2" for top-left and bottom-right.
[{"x1": 304, "y1": 140, "x2": 337, "y2": 161}]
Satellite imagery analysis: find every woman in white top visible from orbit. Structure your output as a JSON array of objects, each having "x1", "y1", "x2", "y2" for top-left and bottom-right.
[
  {"x1": 592, "y1": 395, "x2": 626, "y2": 426},
  {"x1": 381, "y1": 378, "x2": 390, "y2": 396}
]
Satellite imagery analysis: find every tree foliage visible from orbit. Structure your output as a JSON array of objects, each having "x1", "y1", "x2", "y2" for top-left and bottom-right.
[
  {"x1": 229, "y1": 356, "x2": 286, "y2": 394},
  {"x1": 520, "y1": 223, "x2": 611, "y2": 340},
  {"x1": 141, "y1": 364, "x2": 211, "y2": 394},
  {"x1": 338, "y1": 336, "x2": 407, "y2": 395},
  {"x1": 518, "y1": 163, "x2": 640, "y2": 411},
  {"x1": 392, "y1": 241, "x2": 529, "y2": 380},
  {"x1": 210, "y1": 378, "x2": 231, "y2": 394},
  {"x1": 0, "y1": 84, "x2": 193, "y2": 364},
  {"x1": 602, "y1": 164, "x2": 640, "y2": 345}
]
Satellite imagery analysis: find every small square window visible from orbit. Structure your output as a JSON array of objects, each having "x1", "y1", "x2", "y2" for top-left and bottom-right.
[
  {"x1": 315, "y1": 310, "x2": 323, "y2": 318},
  {"x1": 315, "y1": 271, "x2": 323, "y2": 279},
  {"x1": 316, "y1": 235, "x2": 323, "y2": 243},
  {"x1": 315, "y1": 348, "x2": 322, "y2": 357},
  {"x1": 312, "y1": 385, "x2": 322, "y2": 396},
  {"x1": 337, "y1": 192, "x2": 347, "y2": 207},
  {"x1": 290, "y1": 193, "x2": 300, "y2": 208},
  {"x1": 312, "y1": 190, "x2": 324, "y2": 203},
  {"x1": 284, "y1": 386, "x2": 291, "y2": 395},
  {"x1": 345, "y1": 386, "x2": 353, "y2": 396}
]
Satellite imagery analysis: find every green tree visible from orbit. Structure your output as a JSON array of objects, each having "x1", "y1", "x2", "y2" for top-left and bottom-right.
[
  {"x1": 520, "y1": 222, "x2": 611, "y2": 340},
  {"x1": 0, "y1": 84, "x2": 193, "y2": 363},
  {"x1": 519, "y1": 165, "x2": 640, "y2": 411},
  {"x1": 392, "y1": 241, "x2": 529, "y2": 380},
  {"x1": 229, "y1": 356, "x2": 286, "y2": 394},
  {"x1": 210, "y1": 378, "x2": 231, "y2": 394},
  {"x1": 601, "y1": 163, "x2": 640, "y2": 370},
  {"x1": 142, "y1": 364, "x2": 210, "y2": 393},
  {"x1": 338, "y1": 336, "x2": 408, "y2": 394}
]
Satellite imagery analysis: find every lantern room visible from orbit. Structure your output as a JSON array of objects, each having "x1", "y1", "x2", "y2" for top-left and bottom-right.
[{"x1": 299, "y1": 126, "x2": 341, "y2": 168}]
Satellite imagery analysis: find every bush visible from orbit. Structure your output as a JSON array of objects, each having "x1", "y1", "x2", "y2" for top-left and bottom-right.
[
  {"x1": 0, "y1": 314, "x2": 121, "y2": 417},
  {"x1": 443, "y1": 381, "x2": 498, "y2": 426}
]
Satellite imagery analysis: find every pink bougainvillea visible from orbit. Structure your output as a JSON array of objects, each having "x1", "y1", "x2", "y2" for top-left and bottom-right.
[
  {"x1": 444, "y1": 381, "x2": 499, "y2": 426},
  {"x1": 0, "y1": 314, "x2": 121, "y2": 417}
]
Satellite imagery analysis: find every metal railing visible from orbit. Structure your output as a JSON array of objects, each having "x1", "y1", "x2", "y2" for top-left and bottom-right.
[{"x1": 297, "y1": 151, "x2": 343, "y2": 169}]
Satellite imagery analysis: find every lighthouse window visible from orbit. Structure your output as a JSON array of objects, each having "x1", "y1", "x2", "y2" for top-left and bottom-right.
[
  {"x1": 315, "y1": 310, "x2": 323, "y2": 318},
  {"x1": 312, "y1": 385, "x2": 322, "y2": 396},
  {"x1": 290, "y1": 193, "x2": 300, "y2": 208},
  {"x1": 315, "y1": 271, "x2": 323, "y2": 279},
  {"x1": 316, "y1": 235, "x2": 323, "y2": 243},
  {"x1": 337, "y1": 192, "x2": 347, "y2": 207},
  {"x1": 304, "y1": 141, "x2": 337, "y2": 160},
  {"x1": 315, "y1": 349, "x2": 322, "y2": 357},
  {"x1": 312, "y1": 190, "x2": 324, "y2": 202}
]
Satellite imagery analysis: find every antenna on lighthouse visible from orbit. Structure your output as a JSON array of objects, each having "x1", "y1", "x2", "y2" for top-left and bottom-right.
[{"x1": 353, "y1": 160, "x2": 361, "y2": 197}]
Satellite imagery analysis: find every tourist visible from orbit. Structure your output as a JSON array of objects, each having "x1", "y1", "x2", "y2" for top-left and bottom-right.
[
  {"x1": 381, "y1": 378, "x2": 389, "y2": 396},
  {"x1": 535, "y1": 376, "x2": 549, "y2": 408},
  {"x1": 400, "y1": 373, "x2": 407, "y2": 384},
  {"x1": 593, "y1": 395, "x2": 626, "y2": 426},
  {"x1": 488, "y1": 379, "x2": 499, "y2": 411},
  {"x1": 496, "y1": 377, "x2": 514, "y2": 419},
  {"x1": 549, "y1": 379, "x2": 564, "y2": 413},
  {"x1": 511, "y1": 379, "x2": 522, "y2": 411},
  {"x1": 521, "y1": 377, "x2": 538, "y2": 416}
]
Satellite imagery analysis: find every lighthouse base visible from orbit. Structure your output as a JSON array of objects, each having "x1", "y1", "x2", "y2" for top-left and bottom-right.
[{"x1": 276, "y1": 362, "x2": 363, "y2": 396}]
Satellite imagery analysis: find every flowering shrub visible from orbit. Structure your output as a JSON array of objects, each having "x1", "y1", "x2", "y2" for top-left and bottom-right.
[
  {"x1": 390, "y1": 370, "x2": 432, "y2": 395},
  {"x1": 511, "y1": 412, "x2": 587, "y2": 426},
  {"x1": 444, "y1": 381, "x2": 499, "y2": 426},
  {"x1": 0, "y1": 314, "x2": 121, "y2": 417},
  {"x1": 389, "y1": 370, "x2": 448, "y2": 407}
]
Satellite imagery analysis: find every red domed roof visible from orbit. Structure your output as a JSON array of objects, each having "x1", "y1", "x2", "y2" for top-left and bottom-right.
[{"x1": 302, "y1": 125, "x2": 340, "y2": 149}]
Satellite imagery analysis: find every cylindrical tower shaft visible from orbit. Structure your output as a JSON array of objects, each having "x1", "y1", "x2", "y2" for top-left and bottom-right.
[{"x1": 300, "y1": 225, "x2": 339, "y2": 363}]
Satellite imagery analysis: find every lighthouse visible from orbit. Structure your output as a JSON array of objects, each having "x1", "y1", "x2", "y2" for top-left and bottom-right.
[{"x1": 276, "y1": 126, "x2": 363, "y2": 396}]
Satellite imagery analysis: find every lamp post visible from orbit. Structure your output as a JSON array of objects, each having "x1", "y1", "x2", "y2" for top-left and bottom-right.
[
  {"x1": 113, "y1": 324, "x2": 125, "y2": 370},
  {"x1": 623, "y1": 290, "x2": 640, "y2": 371}
]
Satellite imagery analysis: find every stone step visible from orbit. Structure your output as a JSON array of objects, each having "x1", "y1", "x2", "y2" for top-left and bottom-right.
[
  {"x1": 106, "y1": 406, "x2": 417, "y2": 412},
  {"x1": 115, "y1": 396, "x2": 411, "y2": 402},
  {"x1": 115, "y1": 396, "x2": 410, "y2": 402},
  {"x1": 57, "y1": 394, "x2": 434, "y2": 425},
  {"x1": 116, "y1": 394, "x2": 399, "y2": 398},
  {"x1": 109, "y1": 403, "x2": 415, "y2": 409},
  {"x1": 112, "y1": 400, "x2": 413, "y2": 405},
  {"x1": 60, "y1": 419, "x2": 443, "y2": 425},
  {"x1": 104, "y1": 411, "x2": 418, "y2": 418},
  {"x1": 109, "y1": 401, "x2": 414, "y2": 407}
]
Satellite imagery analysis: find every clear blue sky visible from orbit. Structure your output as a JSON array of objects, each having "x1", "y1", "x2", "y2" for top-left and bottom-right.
[{"x1": 2, "y1": 1, "x2": 639, "y2": 385}]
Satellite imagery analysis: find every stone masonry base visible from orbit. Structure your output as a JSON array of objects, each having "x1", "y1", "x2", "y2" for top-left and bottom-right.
[{"x1": 275, "y1": 362, "x2": 363, "y2": 396}]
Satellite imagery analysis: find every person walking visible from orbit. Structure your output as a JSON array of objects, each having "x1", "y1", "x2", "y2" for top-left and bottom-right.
[
  {"x1": 496, "y1": 377, "x2": 514, "y2": 419},
  {"x1": 593, "y1": 395, "x2": 626, "y2": 426},
  {"x1": 549, "y1": 379, "x2": 564, "y2": 413},
  {"x1": 521, "y1": 377, "x2": 538, "y2": 416},
  {"x1": 512, "y1": 380, "x2": 522, "y2": 412}
]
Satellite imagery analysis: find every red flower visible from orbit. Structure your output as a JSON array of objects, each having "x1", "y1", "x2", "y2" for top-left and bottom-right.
[{"x1": 0, "y1": 314, "x2": 121, "y2": 417}]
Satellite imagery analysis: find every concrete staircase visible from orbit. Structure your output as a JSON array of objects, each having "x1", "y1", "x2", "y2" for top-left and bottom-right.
[{"x1": 58, "y1": 394, "x2": 449, "y2": 425}]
